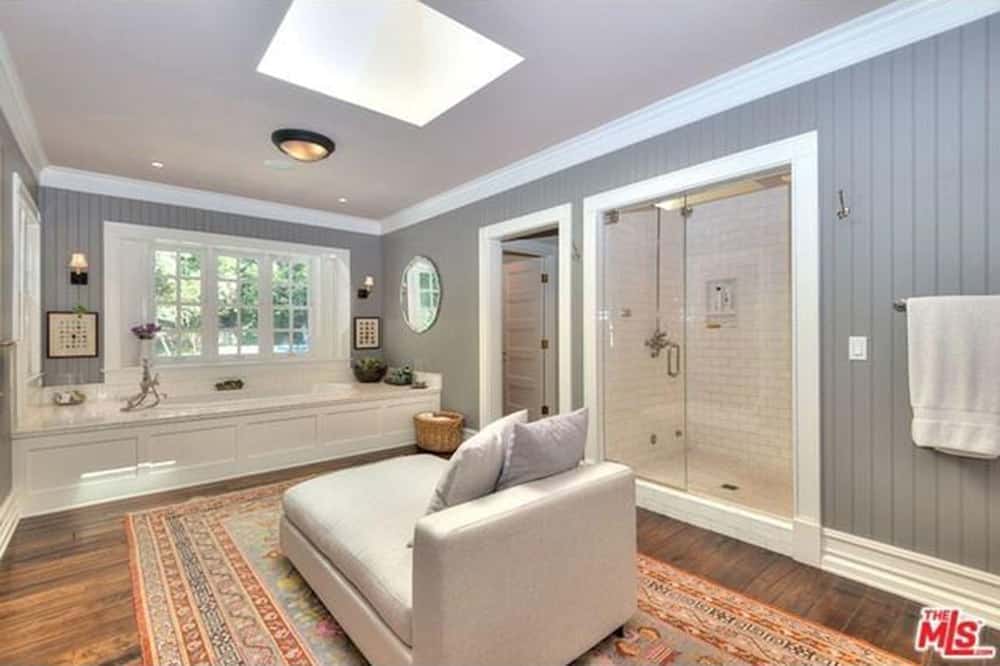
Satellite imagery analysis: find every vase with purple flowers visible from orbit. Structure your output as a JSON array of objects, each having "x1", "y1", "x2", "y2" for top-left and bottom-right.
[{"x1": 131, "y1": 322, "x2": 162, "y2": 365}]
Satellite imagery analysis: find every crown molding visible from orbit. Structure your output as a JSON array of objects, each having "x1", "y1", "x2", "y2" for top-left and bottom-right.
[
  {"x1": 380, "y1": 0, "x2": 1000, "y2": 234},
  {"x1": 40, "y1": 166, "x2": 382, "y2": 236},
  {"x1": 0, "y1": 32, "x2": 48, "y2": 175}
]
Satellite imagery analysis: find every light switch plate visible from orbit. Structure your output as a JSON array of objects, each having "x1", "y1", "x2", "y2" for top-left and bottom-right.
[{"x1": 848, "y1": 336, "x2": 868, "y2": 361}]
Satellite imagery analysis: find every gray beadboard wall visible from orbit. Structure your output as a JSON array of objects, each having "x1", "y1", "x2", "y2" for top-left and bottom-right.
[
  {"x1": 1, "y1": 109, "x2": 38, "y2": 503},
  {"x1": 383, "y1": 16, "x2": 1000, "y2": 574},
  {"x1": 39, "y1": 187, "x2": 382, "y2": 385}
]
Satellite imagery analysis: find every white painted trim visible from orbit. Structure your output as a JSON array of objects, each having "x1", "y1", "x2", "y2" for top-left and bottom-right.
[
  {"x1": 380, "y1": 0, "x2": 999, "y2": 233},
  {"x1": 41, "y1": 166, "x2": 382, "y2": 236},
  {"x1": 478, "y1": 203, "x2": 572, "y2": 427},
  {"x1": 636, "y1": 485, "x2": 1000, "y2": 629},
  {"x1": 822, "y1": 529, "x2": 1000, "y2": 629},
  {"x1": 13, "y1": 390, "x2": 441, "y2": 516},
  {"x1": 583, "y1": 132, "x2": 821, "y2": 565},
  {"x1": 637, "y1": 480, "x2": 795, "y2": 558},
  {"x1": 0, "y1": 33, "x2": 47, "y2": 175},
  {"x1": 11, "y1": 172, "x2": 42, "y2": 429},
  {"x1": 0, "y1": 491, "x2": 21, "y2": 562},
  {"x1": 103, "y1": 221, "x2": 352, "y2": 372}
]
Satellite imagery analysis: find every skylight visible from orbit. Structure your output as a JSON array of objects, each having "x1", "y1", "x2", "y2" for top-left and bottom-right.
[{"x1": 257, "y1": 0, "x2": 524, "y2": 127}]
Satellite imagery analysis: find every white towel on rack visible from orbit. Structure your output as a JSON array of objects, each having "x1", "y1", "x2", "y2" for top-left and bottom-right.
[{"x1": 907, "y1": 295, "x2": 1000, "y2": 459}]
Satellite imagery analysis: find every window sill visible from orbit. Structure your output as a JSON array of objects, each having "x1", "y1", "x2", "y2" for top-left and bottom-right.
[{"x1": 101, "y1": 357, "x2": 352, "y2": 388}]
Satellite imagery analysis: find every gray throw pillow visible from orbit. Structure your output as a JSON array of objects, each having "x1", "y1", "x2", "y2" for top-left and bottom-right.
[
  {"x1": 496, "y1": 408, "x2": 588, "y2": 491},
  {"x1": 425, "y1": 409, "x2": 528, "y2": 515}
]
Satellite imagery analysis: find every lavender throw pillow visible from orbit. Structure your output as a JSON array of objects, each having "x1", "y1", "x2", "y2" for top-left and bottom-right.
[
  {"x1": 425, "y1": 409, "x2": 528, "y2": 515},
  {"x1": 496, "y1": 408, "x2": 588, "y2": 491}
]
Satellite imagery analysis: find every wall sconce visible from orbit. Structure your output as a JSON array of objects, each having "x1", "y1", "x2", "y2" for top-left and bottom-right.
[
  {"x1": 68, "y1": 252, "x2": 89, "y2": 285},
  {"x1": 357, "y1": 275, "x2": 375, "y2": 299}
]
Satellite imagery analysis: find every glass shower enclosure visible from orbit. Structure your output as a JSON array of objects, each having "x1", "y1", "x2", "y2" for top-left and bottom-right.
[{"x1": 601, "y1": 171, "x2": 793, "y2": 518}]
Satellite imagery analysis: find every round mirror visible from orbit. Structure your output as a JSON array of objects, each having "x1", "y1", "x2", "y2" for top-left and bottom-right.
[{"x1": 400, "y1": 255, "x2": 441, "y2": 333}]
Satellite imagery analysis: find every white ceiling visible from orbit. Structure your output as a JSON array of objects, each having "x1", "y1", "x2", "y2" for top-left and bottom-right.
[{"x1": 0, "y1": 0, "x2": 890, "y2": 220}]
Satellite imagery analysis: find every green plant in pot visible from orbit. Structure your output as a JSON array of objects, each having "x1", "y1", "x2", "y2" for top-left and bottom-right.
[{"x1": 353, "y1": 357, "x2": 388, "y2": 383}]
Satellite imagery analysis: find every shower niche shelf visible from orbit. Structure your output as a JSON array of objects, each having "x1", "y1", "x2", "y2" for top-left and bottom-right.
[{"x1": 705, "y1": 278, "x2": 737, "y2": 327}]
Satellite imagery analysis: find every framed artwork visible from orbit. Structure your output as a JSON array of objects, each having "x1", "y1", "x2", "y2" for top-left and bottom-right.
[
  {"x1": 47, "y1": 311, "x2": 99, "y2": 358},
  {"x1": 353, "y1": 316, "x2": 381, "y2": 350}
]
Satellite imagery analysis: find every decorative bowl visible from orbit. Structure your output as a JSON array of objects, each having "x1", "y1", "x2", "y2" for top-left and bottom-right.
[{"x1": 353, "y1": 358, "x2": 388, "y2": 383}]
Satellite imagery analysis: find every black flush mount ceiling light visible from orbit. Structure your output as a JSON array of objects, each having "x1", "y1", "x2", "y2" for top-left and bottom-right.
[{"x1": 271, "y1": 128, "x2": 335, "y2": 162}]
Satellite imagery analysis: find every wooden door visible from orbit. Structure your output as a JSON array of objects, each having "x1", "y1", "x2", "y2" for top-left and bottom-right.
[{"x1": 502, "y1": 256, "x2": 545, "y2": 420}]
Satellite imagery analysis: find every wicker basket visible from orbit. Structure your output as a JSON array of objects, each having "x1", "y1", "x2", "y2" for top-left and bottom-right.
[{"x1": 414, "y1": 410, "x2": 465, "y2": 453}]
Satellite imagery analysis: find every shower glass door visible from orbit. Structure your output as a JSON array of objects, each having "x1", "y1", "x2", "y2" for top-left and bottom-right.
[{"x1": 602, "y1": 207, "x2": 686, "y2": 490}]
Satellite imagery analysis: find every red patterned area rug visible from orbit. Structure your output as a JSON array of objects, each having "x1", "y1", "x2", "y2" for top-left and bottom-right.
[{"x1": 126, "y1": 480, "x2": 915, "y2": 666}]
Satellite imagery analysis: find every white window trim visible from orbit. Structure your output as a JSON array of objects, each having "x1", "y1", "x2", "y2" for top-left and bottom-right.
[{"x1": 103, "y1": 222, "x2": 350, "y2": 373}]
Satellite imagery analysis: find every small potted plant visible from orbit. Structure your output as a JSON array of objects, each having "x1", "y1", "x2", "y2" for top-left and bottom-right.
[{"x1": 353, "y1": 356, "x2": 387, "y2": 383}]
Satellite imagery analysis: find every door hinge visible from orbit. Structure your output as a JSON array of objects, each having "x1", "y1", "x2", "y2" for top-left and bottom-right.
[
  {"x1": 541, "y1": 405, "x2": 550, "y2": 416},
  {"x1": 540, "y1": 338, "x2": 549, "y2": 350},
  {"x1": 540, "y1": 272, "x2": 549, "y2": 283}
]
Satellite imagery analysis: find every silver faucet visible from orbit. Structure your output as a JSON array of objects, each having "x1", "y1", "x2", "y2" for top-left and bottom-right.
[
  {"x1": 122, "y1": 358, "x2": 166, "y2": 411},
  {"x1": 644, "y1": 326, "x2": 670, "y2": 358}
]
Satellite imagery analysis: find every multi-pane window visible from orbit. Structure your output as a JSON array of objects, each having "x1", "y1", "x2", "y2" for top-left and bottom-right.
[
  {"x1": 272, "y1": 259, "x2": 310, "y2": 354},
  {"x1": 217, "y1": 255, "x2": 260, "y2": 356},
  {"x1": 151, "y1": 248, "x2": 314, "y2": 361},
  {"x1": 154, "y1": 249, "x2": 203, "y2": 358}
]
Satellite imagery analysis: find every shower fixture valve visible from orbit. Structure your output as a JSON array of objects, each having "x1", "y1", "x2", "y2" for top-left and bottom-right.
[{"x1": 644, "y1": 327, "x2": 670, "y2": 357}]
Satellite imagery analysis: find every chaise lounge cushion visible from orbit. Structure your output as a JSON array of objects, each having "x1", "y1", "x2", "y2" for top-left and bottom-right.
[{"x1": 282, "y1": 454, "x2": 447, "y2": 646}]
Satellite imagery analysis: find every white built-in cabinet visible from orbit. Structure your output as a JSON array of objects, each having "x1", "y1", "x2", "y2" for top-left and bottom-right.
[{"x1": 13, "y1": 392, "x2": 440, "y2": 516}]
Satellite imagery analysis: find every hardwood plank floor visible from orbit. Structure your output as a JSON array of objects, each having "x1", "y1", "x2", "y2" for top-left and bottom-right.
[{"x1": 1, "y1": 450, "x2": 996, "y2": 665}]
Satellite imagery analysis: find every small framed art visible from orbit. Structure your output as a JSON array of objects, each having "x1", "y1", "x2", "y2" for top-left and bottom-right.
[
  {"x1": 47, "y1": 311, "x2": 100, "y2": 358},
  {"x1": 353, "y1": 316, "x2": 381, "y2": 350}
]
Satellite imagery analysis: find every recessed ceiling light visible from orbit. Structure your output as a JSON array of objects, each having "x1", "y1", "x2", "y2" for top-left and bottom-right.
[
  {"x1": 257, "y1": 0, "x2": 523, "y2": 127},
  {"x1": 271, "y1": 128, "x2": 335, "y2": 162},
  {"x1": 151, "y1": 161, "x2": 164, "y2": 169},
  {"x1": 338, "y1": 197, "x2": 348, "y2": 204}
]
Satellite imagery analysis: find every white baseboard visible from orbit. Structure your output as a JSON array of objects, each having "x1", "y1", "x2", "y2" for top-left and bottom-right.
[
  {"x1": 637, "y1": 483, "x2": 1000, "y2": 629},
  {"x1": 0, "y1": 491, "x2": 21, "y2": 562},
  {"x1": 822, "y1": 529, "x2": 1000, "y2": 629}
]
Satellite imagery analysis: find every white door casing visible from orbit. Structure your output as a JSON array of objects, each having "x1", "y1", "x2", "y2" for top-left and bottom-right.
[
  {"x1": 478, "y1": 204, "x2": 572, "y2": 428},
  {"x1": 11, "y1": 172, "x2": 41, "y2": 427},
  {"x1": 582, "y1": 132, "x2": 820, "y2": 565}
]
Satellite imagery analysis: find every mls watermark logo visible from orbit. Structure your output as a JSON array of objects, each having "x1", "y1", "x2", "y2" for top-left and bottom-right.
[{"x1": 914, "y1": 608, "x2": 996, "y2": 660}]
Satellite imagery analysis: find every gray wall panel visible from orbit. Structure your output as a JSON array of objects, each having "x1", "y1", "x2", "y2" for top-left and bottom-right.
[
  {"x1": 382, "y1": 17, "x2": 1000, "y2": 574},
  {"x1": 39, "y1": 187, "x2": 382, "y2": 385}
]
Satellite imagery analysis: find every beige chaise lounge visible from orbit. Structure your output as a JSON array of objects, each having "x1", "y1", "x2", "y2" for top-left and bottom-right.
[{"x1": 280, "y1": 454, "x2": 636, "y2": 666}]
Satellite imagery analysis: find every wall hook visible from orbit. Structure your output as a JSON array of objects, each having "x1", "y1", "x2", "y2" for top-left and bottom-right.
[{"x1": 836, "y1": 189, "x2": 851, "y2": 220}]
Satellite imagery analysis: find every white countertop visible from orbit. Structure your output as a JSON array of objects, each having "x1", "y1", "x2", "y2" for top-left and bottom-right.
[{"x1": 15, "y1": 382, "x2": 441, "y2": 438}]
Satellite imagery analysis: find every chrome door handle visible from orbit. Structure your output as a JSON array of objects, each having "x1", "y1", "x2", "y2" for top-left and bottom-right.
[{"x1": 667, "y1": 342, "x2": 681, "y2": 378}]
